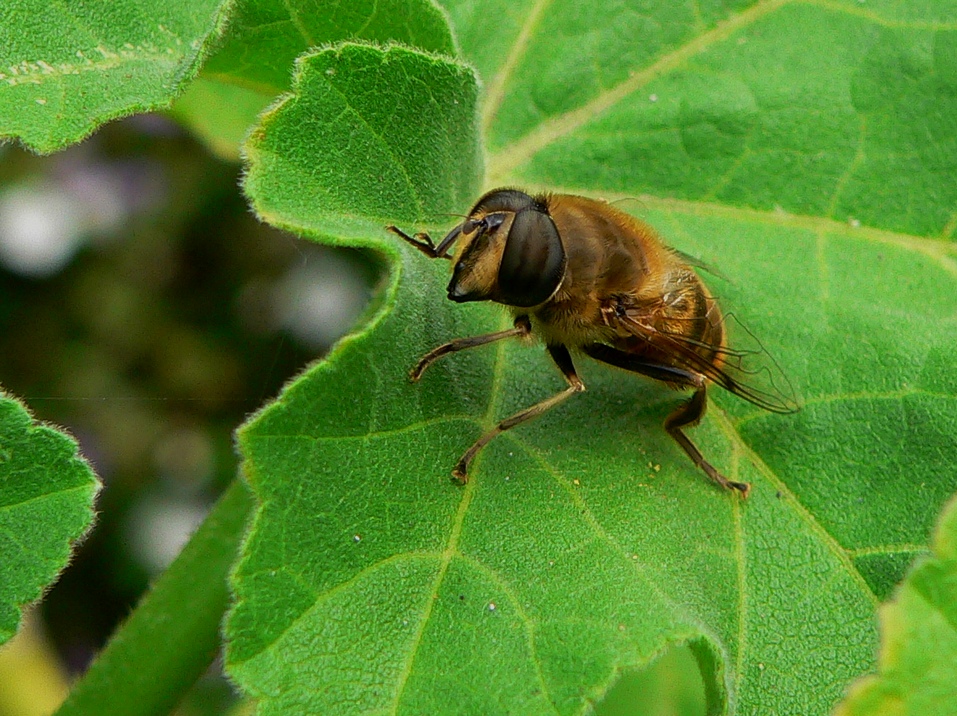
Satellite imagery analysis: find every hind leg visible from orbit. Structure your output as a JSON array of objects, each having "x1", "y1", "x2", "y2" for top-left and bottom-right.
[
  {"x1": 582, "y1": 343, "x2": 748, "y2": 496},
  {"x1": 664, "y1": 384, "x2": 749, "y2": 497}
]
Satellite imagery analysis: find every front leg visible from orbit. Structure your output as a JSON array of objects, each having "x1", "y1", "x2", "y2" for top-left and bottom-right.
[
  {"x1": 411, "y1": 316, "x2": 531, "y2": 381},
  {"x1": 386, "y1": 225, "x2": 449, "y2": 259}
]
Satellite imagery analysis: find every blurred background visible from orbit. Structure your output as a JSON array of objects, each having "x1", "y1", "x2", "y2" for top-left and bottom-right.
[
  {"x1": 0, "y1": 114, "x2": 378, "y2": 715},
  {"x1": 0, "y1": 115, "x2": 706, "y2": 715}
]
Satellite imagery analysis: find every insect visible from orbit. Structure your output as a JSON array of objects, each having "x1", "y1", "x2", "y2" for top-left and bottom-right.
[{"x1": 387, "y1": 188, "x2": 797, "y2": 497}]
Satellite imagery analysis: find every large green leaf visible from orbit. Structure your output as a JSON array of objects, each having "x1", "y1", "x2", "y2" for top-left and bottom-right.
[
  {"x1": 0, "y1": 392, "x2": 99, "y2": 644},
  {"x1": 0, "y1": 0, "x2": 231, "y2": 152},
  {"x1": 171, "y1": 0, "x2": 457, "y2": 158},
  {"x1": 835, "y1": 495, "x2": 957, "y2": 716},
  {"x1": 227, "y1": 3, "x2": 957, "y2": 715},
  {"x1": 446, "y1": 0, "x2": 957, "y2": 239}
]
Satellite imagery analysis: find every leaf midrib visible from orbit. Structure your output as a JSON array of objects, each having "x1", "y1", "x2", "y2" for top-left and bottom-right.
[
  {"x1": 389, "y1": 313, "x2": 540, "y2": 713},
  {"x1": 1, "y1": 50, "x2": 182, "y2": 87},
  {"x1": 484, "y1": 0, "x2": 795, "y2": 182},
  {"x1": 483, "y1": 0, "x2": 957, "y2": 186},
  {"x1": 479, "y1": 0, "x2": 553, "y2": 136}
]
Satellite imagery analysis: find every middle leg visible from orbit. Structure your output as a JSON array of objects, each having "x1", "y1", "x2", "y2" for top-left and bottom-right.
[{"x1": 453, "y1": 344, "x2": 585, "y2": 483}]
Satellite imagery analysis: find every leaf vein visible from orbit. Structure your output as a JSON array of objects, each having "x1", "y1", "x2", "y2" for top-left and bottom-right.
[
  {"x1": 505, "y1": 433, "x2": 720, "y2": 640},
  {"x1": 1, "y1": 51, "x2": 180, "y2": 87},
  {"x1": 454, "y1": 553, "x2": 561, "y2": 715},
  {"x1": 282, "y1": 0, "x2": 316, "y2": 46},
  {"x1": 319, "y1": 73, "x2": 425, "y2": 220},
  {"x1": 487, "y1": 0, "x2": 794, "y2": 181},
  {"x1": 710, "y1": 408, "x2": 880, "y2": 607},
  {"x1": 389, "y1": 470, "x2": 478, "y2": 711},
  {"x1": 732, "y1": 388, "x2": 957, "y2": 428},
  {"x1": 803, "y1": 0, "x2": 957, "y2": 30},
  {"x1": 825, "y1": 114, "x2": 868, "y2": 220},
  {"x1": 848, "y1": 544, "x2": 929, "y2": 558},
  {"x1": 252, "y1": 414, "x2": 478, "y2": 444},
  {"x1": 0, "y1": 483, "x2": 92, "y2": 515},
  {"x1": 480, "y1": 0, "x2": 553, "y2": 136},
  {"x1": 815, "y1": 228, "x2": 831, "y2": 306},
  {"x1": 232, "y1": 552, "x2": 441, "y2": 668}
]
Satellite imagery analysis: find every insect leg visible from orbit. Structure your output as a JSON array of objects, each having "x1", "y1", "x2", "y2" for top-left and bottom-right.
[
  {"x1": 386, "y1": 225, "x2": 449, "y2": 259},
  {"x1": 453, "y1": 344, "x2": 585, "y2": 483},
  {"x1": 582, "y1": 343, "x2": 699, "y2": 385},
  {"x1": 387, "y1": 224, "x2": 463, "y2": 259},
  {"x1": 581, "y1": 343, "x2": 749, "y2": 497},
  {"x1": 663, "y1": 385, "x2": 750, "y2": 497},
  {"x1": 411, "y1": 315, "x2": 531, "y2": 381}
]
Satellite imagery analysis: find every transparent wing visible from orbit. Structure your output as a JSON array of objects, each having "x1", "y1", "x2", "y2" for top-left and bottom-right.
[
  {"x1": 667, "y1": 248, "x2": 731, "y2": 283},
  {"x1": 615, "y1": 305, "x2": 800, "y2": 414}
]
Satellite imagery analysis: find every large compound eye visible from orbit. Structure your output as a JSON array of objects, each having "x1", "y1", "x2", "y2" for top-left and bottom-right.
[{"x1": 497, "y1": 208, "x2": 565, "y2": 307}]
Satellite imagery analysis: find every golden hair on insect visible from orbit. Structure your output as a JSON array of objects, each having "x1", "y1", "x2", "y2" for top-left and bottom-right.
[{"x1": 387, "y1": 188, "x2": 797, "y2": 496}]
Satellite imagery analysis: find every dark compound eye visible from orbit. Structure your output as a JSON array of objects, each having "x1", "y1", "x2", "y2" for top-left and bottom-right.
[{"x1": 497, "y1": 208, "x2": 565, "y2": 307}]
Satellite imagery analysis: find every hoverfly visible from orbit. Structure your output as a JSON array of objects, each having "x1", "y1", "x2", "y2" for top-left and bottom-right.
[{"x1": 387, "y1": 189, "x2": 797, "y2": 496}]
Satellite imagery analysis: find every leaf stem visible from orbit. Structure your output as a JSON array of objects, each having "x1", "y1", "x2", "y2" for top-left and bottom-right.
[{"x1": 53, "y1": 478, "x2": 252, "y2": 716}]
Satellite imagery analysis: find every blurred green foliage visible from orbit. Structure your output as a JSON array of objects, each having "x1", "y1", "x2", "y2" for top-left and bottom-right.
[{"x1": 0, "y1": 116, "x2": 374, "y2": 691}]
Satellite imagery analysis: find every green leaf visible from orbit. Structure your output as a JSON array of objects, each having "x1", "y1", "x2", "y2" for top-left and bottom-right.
[
  {"x1": 835, "y1": 494, "x2": 957, "y2": 716},
  {"x1": 0, "y1": 0, "x2": 231, "y2": 152},
  {"x1": 171, "y1": 0, "x2": 458, "y2": 159},
  {"x1": 242, "y1": 43, "x2": 481, "y2": 233},
  {"x1": 54, "y1": 480, "x2": 252, "y2": 716},
  {"x1": 445, "y1": 0, "x2": 957, "y2": 239},
  {"x1": 168, "y1": 80, "x2": 275, "y2": 160},
  {"x1": 228, "y1": 4, "x2": 957, "y2": 715},
  {"x1": 0, "y1": 392, "x2": 99, "y2": 644}
]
